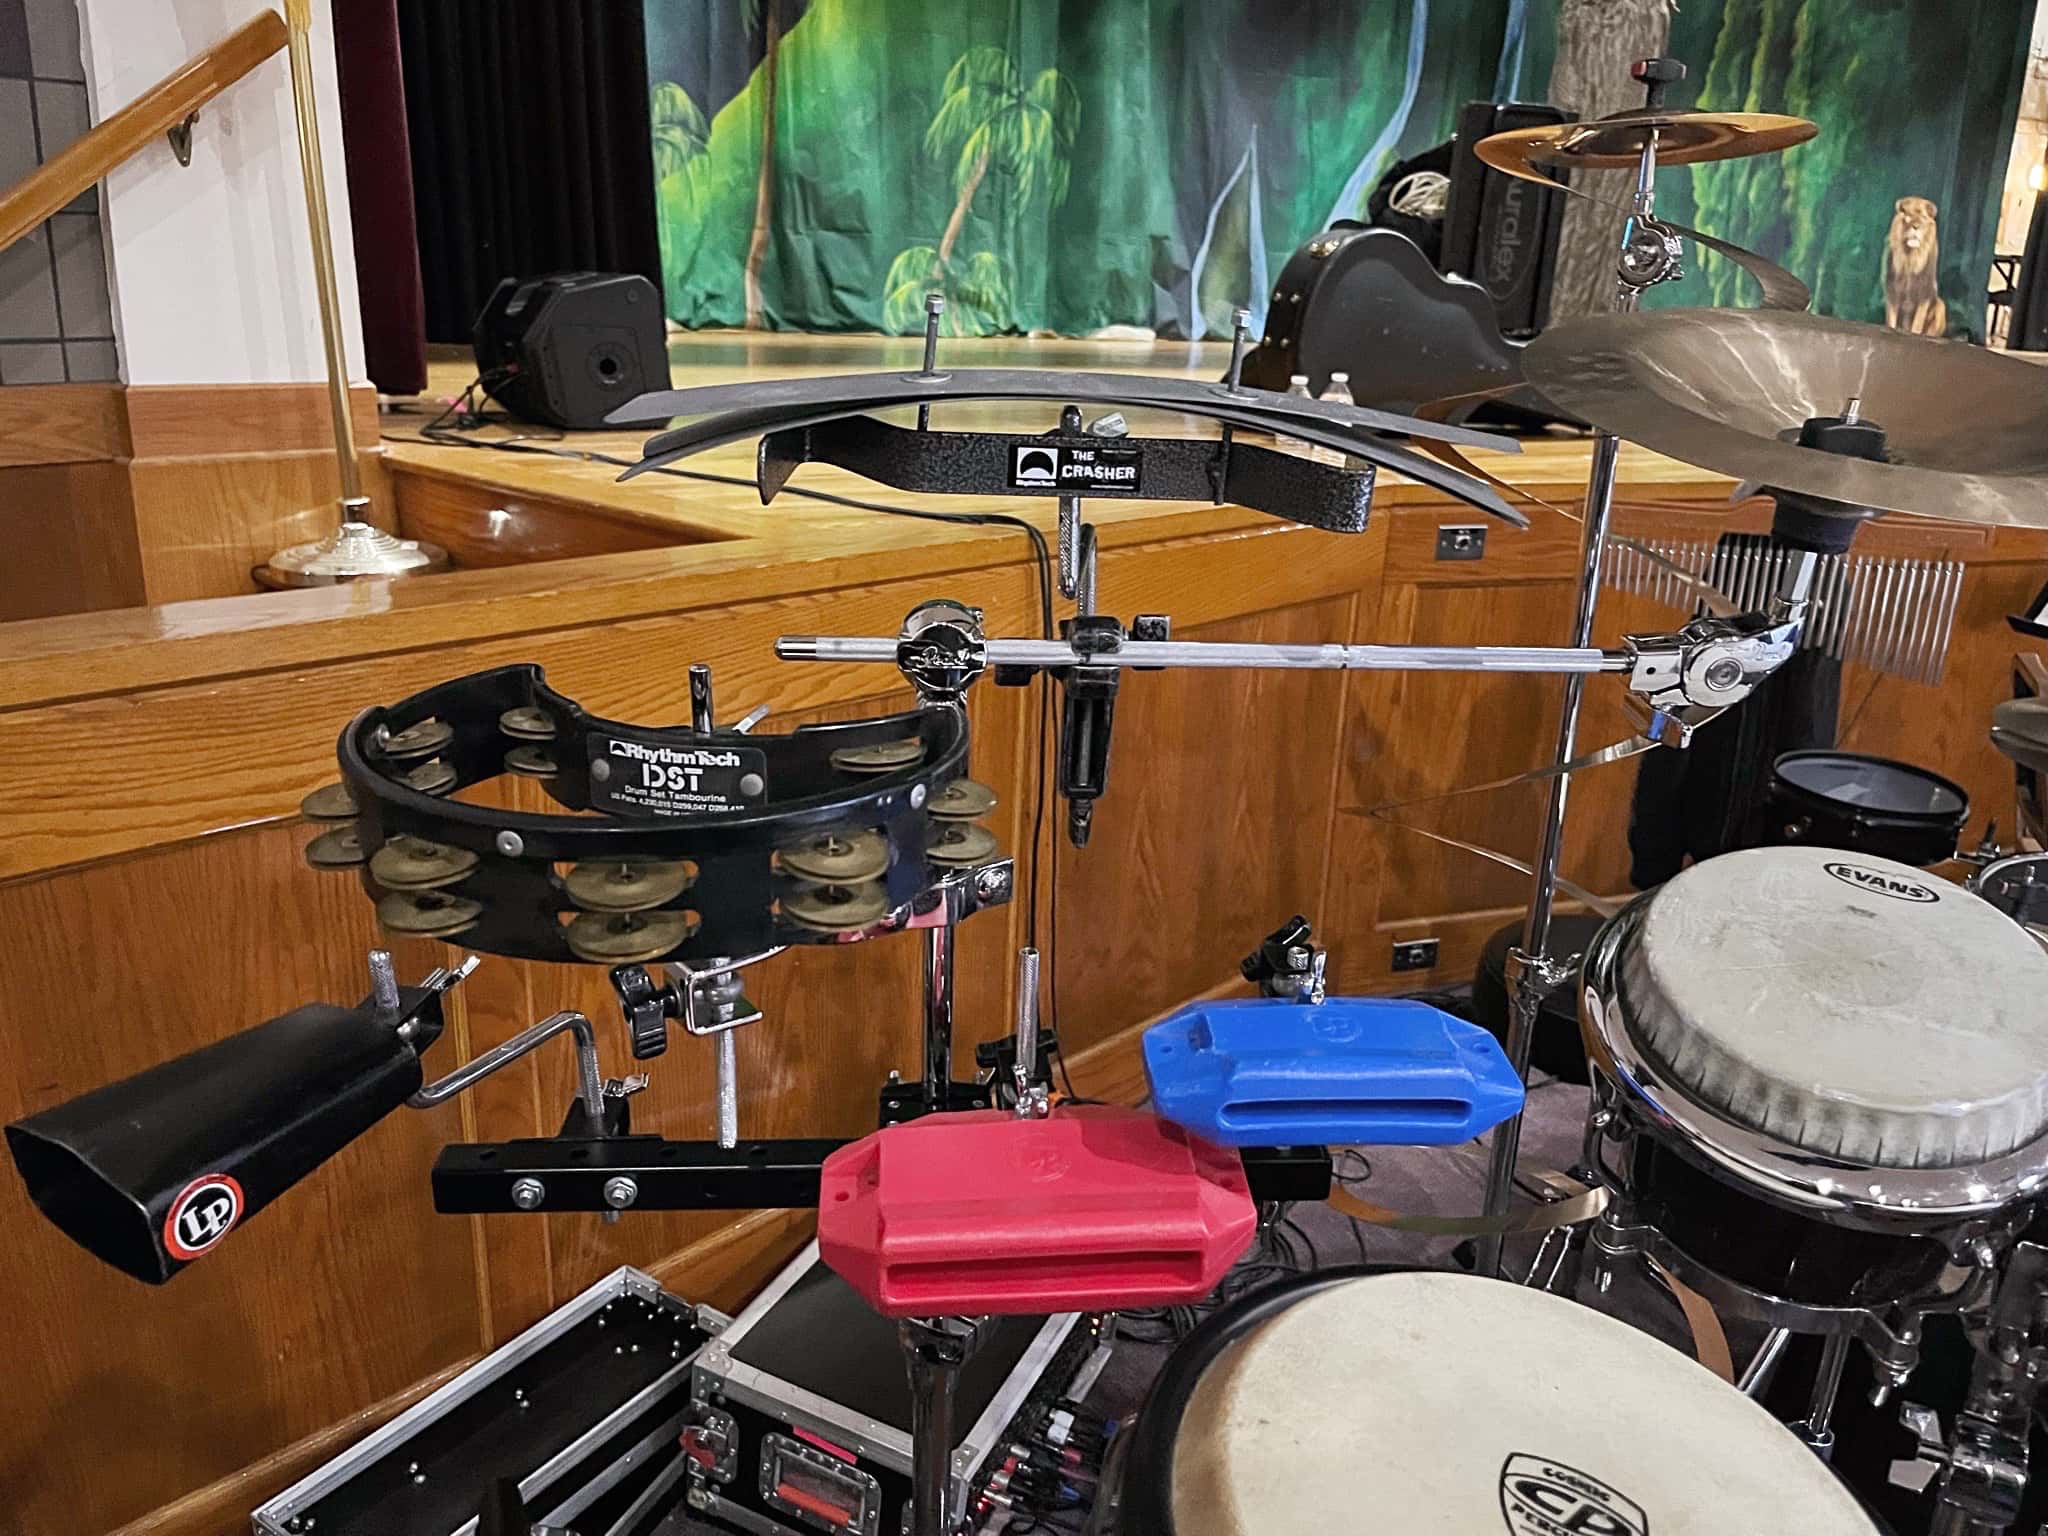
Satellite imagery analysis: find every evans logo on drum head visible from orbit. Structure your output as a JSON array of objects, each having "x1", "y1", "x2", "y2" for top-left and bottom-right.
[
  {"x1": 1823, "y1": 861, "x2": 1940, "y2": 903},
  {"x1": 1499, "y1": 1455, "x2": 1647, "y2": 1536},
  {"x1": 1007, "y1": 443, "x2": 1140, "y2": 492},
  {"x1": 163, "y1": 1173, "x2": 244, "y2": 1261}
]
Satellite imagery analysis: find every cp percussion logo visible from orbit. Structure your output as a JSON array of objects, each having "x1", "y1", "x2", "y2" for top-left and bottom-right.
[
  {"x1": 163, "y1": 1173, "x2": 245, "y2": 1261},
  {"x1": 1499, "y1": 1455, "x2": 1647, "y2": 1536},
  {"x1": 1823, "y1": 861, "x2": 1940, "y2": 903}
]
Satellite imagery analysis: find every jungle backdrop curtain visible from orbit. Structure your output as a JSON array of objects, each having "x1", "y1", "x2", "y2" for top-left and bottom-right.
[{"x1": 643, "y1": 0, "x2": 2034, "y2": 340}]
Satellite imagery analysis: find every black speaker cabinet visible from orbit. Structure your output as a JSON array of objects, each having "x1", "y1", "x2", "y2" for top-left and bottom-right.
[
  {"x1": 473, "y1": 272, "x2": 670, "y2": 430},
  {"x1": 1441, "y1": 101, "x2": 1572, "y2": 338}
]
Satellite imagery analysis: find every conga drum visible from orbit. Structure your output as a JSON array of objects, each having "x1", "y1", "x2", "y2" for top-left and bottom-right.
[{"x1": 1116, "y1": 1268, "x2": 1885, "y2": 1533}]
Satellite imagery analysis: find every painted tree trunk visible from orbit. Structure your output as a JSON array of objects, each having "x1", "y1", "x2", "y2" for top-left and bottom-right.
[
  {"x1": 936, "y1": 150, "x2": 991, "y2": 270},
  {"x1": 1545, "y1": 0, "x2": 1676, "y2": 320},
  {"x1": 743, "y1": 5, "x2": 783, "y2": 329}
]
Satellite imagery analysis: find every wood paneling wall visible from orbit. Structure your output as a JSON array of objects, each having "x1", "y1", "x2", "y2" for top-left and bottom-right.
[{"x1": 0, "y1": 475, "x2": 2041, "y2": 1534}]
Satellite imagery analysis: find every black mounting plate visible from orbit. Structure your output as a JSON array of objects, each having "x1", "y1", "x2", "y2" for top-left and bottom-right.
[{"x1": 759, "y1": 416, "x2": 1379, "y2": 534}]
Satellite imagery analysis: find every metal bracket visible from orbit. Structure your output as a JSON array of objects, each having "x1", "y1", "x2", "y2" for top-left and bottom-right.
[
  {"x1": 167, "y1": 111, "x2": 198, "y2": 167},
  {"x1": 1436, "y1": 524, "x2": 1488, "y2": 562}
]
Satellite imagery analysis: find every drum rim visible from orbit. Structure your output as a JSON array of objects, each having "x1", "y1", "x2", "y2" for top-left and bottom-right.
[
  {"x1": 1583, "y1": 893, "x2": 2048, "y2": 1226},
  {"x1": 1770, "y1": 750, "x2": 1970, "y2": 825}
]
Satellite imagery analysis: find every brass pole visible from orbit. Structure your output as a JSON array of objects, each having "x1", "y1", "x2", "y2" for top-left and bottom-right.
[
  {"x1": 283, "y1": 0, "x2": 361, "y2": 508},
  {"x1": 256, "y1": 2, "x2": 444, "y2": 586}
]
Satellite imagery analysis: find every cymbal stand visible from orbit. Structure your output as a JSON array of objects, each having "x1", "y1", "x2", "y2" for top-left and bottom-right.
[{"x1": 1474, "y1": 61, "x2": 1691, "y2": 1277}]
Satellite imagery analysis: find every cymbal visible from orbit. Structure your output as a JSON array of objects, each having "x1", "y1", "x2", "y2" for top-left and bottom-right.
[
  {"x1": 369, "y1": 835, "x2": 479, "y2": 891},
  {"x1": 564, "y1": 909, "x2": 699, "y2": 963},
  {"x1": 928, "y1": 779, "x2": 998, "y2": 821},
  {"x1": 1994, "y1": 698, "x2": 2048, "y2": 775},
  {"x1": 831, "y1": 738, "x2": 925, "y2": 775},
  {"x1": 783, "y1": 879, "x2": 890, "y2": 933},
  {"x1": 1476, "y1": 110, "x2": 1816, "y2": 176},
  {"x1": 563, "y1": 859, "x2": 696, "y2": 912},
  {"x1": 779, "y1": 830, "x2": 889, "y2": 884},
  {"x1": 378, "y1": 890, "x2": 482, "y2": 938},
  {"x1": 1522, "y1": 309, "x2": 2048, "y2": 528},
  {"x1": 927, "y1": 822, "x2": 999, "y2": 868}
]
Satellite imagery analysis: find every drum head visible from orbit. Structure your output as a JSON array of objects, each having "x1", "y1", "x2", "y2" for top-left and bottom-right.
[
  {"x1": 1168, "y1": 1271, "x2": 1878, "y2": 1535},
  {"x1": 1618, "y1": 847, "x2": 2048, "y2": 1169},
  {"x1": 1774, "y1": 752, "x2": 1966, "y2": 818}
]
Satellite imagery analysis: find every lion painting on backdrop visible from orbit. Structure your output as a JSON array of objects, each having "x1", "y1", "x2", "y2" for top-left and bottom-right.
[{"x1": 1884, "y1": 197, "x2": 1948, "y2": 337}]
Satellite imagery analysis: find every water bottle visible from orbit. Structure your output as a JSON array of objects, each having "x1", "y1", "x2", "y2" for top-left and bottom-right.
[
  {"x1": 1318, "y1": 371, "x2": 1361, "y2": 468},
  {"x1": 1281, "y1": 374, "x2": 1315, "y2": 455}
]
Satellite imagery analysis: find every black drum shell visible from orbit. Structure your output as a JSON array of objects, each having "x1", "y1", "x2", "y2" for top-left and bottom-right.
[
  {"x1": 1619, "y1": 1134, "x2": 1955, "y2": 1310},
  {"x1": 1761, "y1": 750, "x2": 1969, "y2": 867}
]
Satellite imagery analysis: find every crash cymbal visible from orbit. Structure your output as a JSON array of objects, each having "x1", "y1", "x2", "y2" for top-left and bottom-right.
[
  {"x1": 379, "y1": 717, "x2": 455, "y2": 761},
  {"x1": 504, "y1": 745, "x2": 559, "y2": 778},
  {"x1": 779, "y1": 829, "x2": 889, "y2": 883},
  {"x1": 370, "y1": 834, "x2": 480, "y2": 891},
  {"x1": 299, "y1": 781, "x2": 359, "y2": 822},
  {"x1": 1476, "y1": 109, "x2": 1816, "y2": 176},
  {"x1": 499, "y1": 706, "x2": 556, "y2": 741},
  {"x1": 377, "y1": 890, "x2": 482, "y2": 938},
  {"x1": 563, "y1": 859, "x2": 696, "y2": 912},
  {"x1": 927, "y1": 822, "x2": 999, "y2": 868},
  {"x1": 1994, "y1": 698, "x2": 2048, "y2": 775},
  {"x1": 831, "y1": 738, "x2": 925, "y2": 775},
  {"x1": 1523, "y1": 309, "x2": 2048, "y2": 528},
  {"x1": 783, "y1": 879, "x2": 891, "y2": 933},
  {"x1": 564, "y1": 909, "x2": 698, "y2": 964},
  {"x1": 303, "y1": 826, "x2": 365, "y2": 869},
  {"x1": 400, "y1": 758, "x2": 458, "y2": 796},
  {"x1": 928, "y1": 778, "x2": 998, "y2": 821}
]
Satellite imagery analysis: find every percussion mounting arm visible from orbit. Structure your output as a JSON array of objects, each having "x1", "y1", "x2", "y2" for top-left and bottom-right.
[{"x1": 778, "y1": 600, "x2": 1807, "y2": 835}]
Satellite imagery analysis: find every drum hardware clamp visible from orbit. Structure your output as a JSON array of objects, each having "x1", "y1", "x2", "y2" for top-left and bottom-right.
[{"x1": 1240, "y1": 914, "x2": 1329, "y2": 1005}]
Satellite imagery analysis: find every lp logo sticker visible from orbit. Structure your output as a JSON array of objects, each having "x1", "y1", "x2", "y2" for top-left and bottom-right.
[
  {"x1": 1499, "y1": 1455, "x2": 1647, "y2": 1536},
  {"x1": 163, "y1": 1173, "x2": 245, "y2": 1261}
]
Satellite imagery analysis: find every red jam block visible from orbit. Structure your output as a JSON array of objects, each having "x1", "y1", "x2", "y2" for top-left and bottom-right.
[{"x1": 817, "y1": 1106, "x2": 1256, "y2": 1318}]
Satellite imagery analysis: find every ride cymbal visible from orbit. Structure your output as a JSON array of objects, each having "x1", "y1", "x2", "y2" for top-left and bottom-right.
[
  {"x1": 1476, "y1": 110, "x2": 1816, "y2": 175},
  {"x1": 927, "y1": 822, "x2": 999, "y2": 868},
  {"x1": 563, "y1": 859, "x2": 696, "y2": 912},
  {"x1": 779, "y1": 830, "x2": 889, "y2": 883},
  {"x1": 378, "y1": 890, "x2": 482, "y2": 938},
  {"x1": 499, "y1": 706, "x2": 556, "y2": 741},
  {"x1": 300, "y1": 781, "x2": 359, "y2": 822},
  {"x1": 928, "y1": 779, "x2": 998, "y2": 821},
  {"x1": 784, "y1": 880, "x2": 891, "y2": 933},
  {"x1": 831, "y1": 738, "x2": 925, "y2": 775},
  {"x1": 369, "y1": 835, "x2": 480, "y2": 891},
  {"x1": 1522, "y1": 309, "x2": 2048, "y2": 528},
  {"x1": 380, "y1": 718, "x2": 455, "y2": 760},
  {"x1": 303, "y1": 826, "x2": 365, "y2": 869},
  {"x1": 504, "y1": 746, "x2": 559, "y2": 778},
  {"x1": 564, "y1": 909, "x2": 698, "y2": 963},
  {"x1": 1994, "y1": 698, "x2": 2048, "y2": 775}
]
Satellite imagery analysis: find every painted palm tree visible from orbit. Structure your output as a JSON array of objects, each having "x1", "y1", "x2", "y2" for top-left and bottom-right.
[
  {"x1": 742, "y1": 0, "x2": 788, "y2": 330},
  {"x1": 650, "y1": 82, "x2": 712, "y2": 306},
  {"x1": 882, "y1": 46, "x2": 1080, "y2": 335}
]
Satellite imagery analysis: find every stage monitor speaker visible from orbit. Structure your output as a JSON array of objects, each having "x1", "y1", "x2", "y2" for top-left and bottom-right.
[
  {"x1": 473, "y1": 272, "x2": 671, "y2": 430},
  {"x1": 1441, "y1": 101, "x2": 1572, "y2": 338}
]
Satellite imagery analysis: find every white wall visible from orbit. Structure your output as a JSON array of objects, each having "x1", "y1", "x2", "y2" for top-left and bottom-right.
[{"x1": 75, "y1": 0, "x2": 364, "y2": 386}]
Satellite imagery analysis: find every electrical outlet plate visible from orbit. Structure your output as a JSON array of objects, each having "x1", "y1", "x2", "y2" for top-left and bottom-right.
[
  {"x1": 1391, "y1": 938, "x2": 1440, "y2": 972},
  {"x1": 1435, "y1": 525, "x2": 1487, "y2": 561}
]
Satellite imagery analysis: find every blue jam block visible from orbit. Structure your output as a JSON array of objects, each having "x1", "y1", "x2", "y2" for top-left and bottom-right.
[{"x1": 1142, "y1": 997, "x2": 1525, "y2": 1148}]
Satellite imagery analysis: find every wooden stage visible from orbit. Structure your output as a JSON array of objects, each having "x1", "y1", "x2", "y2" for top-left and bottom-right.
[{"x1": 0, "y1": 332, "x2": 2043, "y2": 1535}]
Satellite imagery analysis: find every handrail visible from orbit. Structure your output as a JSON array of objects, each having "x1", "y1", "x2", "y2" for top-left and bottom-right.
[{"x1": 0, "y1": 10, "x2": 288, "y2": 253}]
